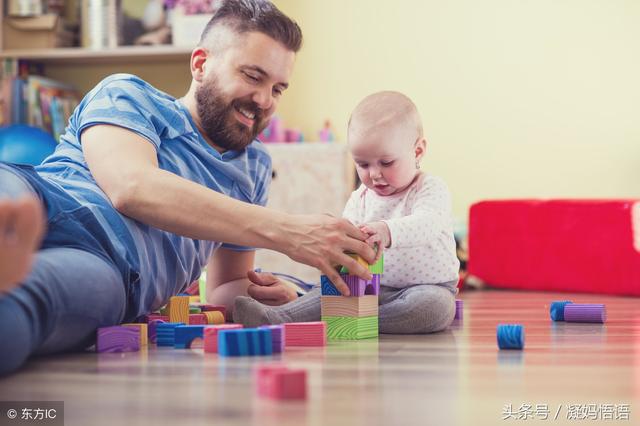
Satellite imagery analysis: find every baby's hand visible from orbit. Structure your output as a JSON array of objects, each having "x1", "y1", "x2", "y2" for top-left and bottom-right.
[{"x1": 359, "y1": 221, "x2": 391, "y2": 263}]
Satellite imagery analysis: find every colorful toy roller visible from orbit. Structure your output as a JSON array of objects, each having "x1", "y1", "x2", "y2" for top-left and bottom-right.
[
  {"x1": 563, "y1": 304, "x2": 606, "y2": 323},
  {"x1": 550, "y1": 300, "x2": 573, "y2": 321},
  {"x1": 497, "y1": 324, "x2": 525, "y2": 350}
]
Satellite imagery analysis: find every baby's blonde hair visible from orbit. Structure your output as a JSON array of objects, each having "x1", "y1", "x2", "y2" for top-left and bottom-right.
[{"x1": 348, "y1": 91, "x2": 423, "y2": 142}]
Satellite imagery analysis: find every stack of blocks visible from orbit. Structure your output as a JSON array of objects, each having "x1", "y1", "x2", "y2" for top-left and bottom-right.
[{"x1": 321, "y1": 253, "x2": 383, "y2": 340}]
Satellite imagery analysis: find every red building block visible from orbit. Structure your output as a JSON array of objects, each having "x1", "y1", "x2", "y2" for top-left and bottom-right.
[
  {"x1": 203, "y1": 324, "x2": 243, "y2": 353},
  {"x1": 255, "y1": 365, "x2": 307, "y2": 400},
  {"x1": 468, "y1": 200, "x2": 640, "y2": 296},
  {"x1": 283, "y1": 322, "x2": 327, "y2": 347}
]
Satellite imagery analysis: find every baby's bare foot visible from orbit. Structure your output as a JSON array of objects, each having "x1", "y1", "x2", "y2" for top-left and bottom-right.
[{"x1": 0, "y1": 197, "x2": 45, "y2": 293}]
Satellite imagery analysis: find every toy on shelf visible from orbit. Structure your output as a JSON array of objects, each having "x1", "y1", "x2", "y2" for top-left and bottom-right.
[{"x1": 318, "y1": 120, "x2": 335, "y2": 142}]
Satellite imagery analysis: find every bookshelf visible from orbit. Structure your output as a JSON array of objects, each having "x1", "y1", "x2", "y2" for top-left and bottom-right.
[{"x1": 0, "y1": 45, "x2": 193, "y2": 65}]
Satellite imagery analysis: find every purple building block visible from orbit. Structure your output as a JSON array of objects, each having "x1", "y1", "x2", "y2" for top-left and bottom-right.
[
  {"x1": 148, "y1": 319, "x2": 165, "y2": 344},
  {"x1": 96, "y1": 326, "x2": 140, "y2": 353},
  {"x1": 342, "y1": 274, "x2": 367, "y2": 296},
  {"x1": 454, "y1": 299, "x2": 463, "y2": 320},
  {"x1": 365, "y1": 274, "x2": 380, "y2": 295},
  {"x1": 260, "y1": 324, "x2": 285, "y2": 353}
]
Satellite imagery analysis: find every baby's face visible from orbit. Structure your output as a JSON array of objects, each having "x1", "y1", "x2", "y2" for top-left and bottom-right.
[{"x1": 349, "y1": 124, "x2": 422, "y2": 196}]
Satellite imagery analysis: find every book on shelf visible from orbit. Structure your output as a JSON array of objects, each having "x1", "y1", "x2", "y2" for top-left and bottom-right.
[{"x1": 0, "y1": 59, "x2": 80, "y2": 142}]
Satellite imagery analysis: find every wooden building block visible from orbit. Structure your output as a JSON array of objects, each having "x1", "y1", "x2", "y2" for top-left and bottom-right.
[
  {"x1": 174, "y1": 325, "x2": 205, "y2": 349},
  {"x1": 168, "y1": 296, "x2": 190, "y2": 324},
  {"x1": 283, "y1": 321, "x2": 327, "y2": 347},
  {"x1": 121, "y1": 323, "x2": 148, "y2": 346},
  {"x1": 339, "y1": 253, "x2": 384, "y2": 274},
  {"x1": 203, "y1": 324, "x2": 243, "y2": 353},
  {"x1": 321, "y1": 274, "x2": 368, "y2": 296},
  {"x1": 147, "y1": 319, "x2": 165, "y2": 344},
  {"x1": 259, "y1": 325, "x2": 285, "y2": 354},
  {"x1": 321, "y1": 295, "x2": 378, "y2": 318},
  {"x1": 145, "y1": 314, "x2": 169, "y2": 323},
  {"x1": 203, "y1": 310, "x2": 225, "y2": 325},
  {"x1": 323, "y1": 316, "x2": 378, "y2": 340},
  {"x1": 96, "y1": 326, "x2": 140, "y2": 353},
  {"x1": 218, "y1": 328, "x2": 273, "y2": 357},
  {"x1": 188, "y1": 313, "x2": 208, "y2": 325},
  {"x1": 255, "y1": 365, "x2": 307, "y2": 400}
]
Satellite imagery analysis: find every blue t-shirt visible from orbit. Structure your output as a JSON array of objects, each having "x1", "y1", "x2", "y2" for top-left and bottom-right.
[{"x1": 32, "y1": 73, "x2": 272, "y2": 317}]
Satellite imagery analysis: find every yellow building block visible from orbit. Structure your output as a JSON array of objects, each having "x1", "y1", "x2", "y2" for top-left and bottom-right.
[
  {"x1": 203, "y1": 310, "x2": 225, "y2": 325},
  {"x1": 168, "y1": 296, "x2": 190, "y2": 324},
  {"x1": 121, "y1": 323, "x2": 148, "y2": 346}
]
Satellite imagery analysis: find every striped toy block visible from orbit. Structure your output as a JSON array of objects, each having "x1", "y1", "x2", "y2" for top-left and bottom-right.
[
  {"x1": 255, "y1": 365, "x2": 307, "y2": 400},
  {"x1": 284, "y1": 321, "x2": 327, "y2": 347},
  {"x1": 203, "y1": 324, "x2": 243, "y2": 353},
  {"x1": 189, "y1": 306, "x2": 201, "y2": 314},
  {"x1": 96, "y1": 326, "x2": 140, "y2": 353},
  {"x1": 156, "y1": 322, "x2": 185, "y2": 347},
  {"x1": 218, "y1": 328, "x2": 273, "y2": 357},
  {"x1": 121, "y1": 323, "x2": 148, "y2": 346},
  {"x1": 168, "y1": 296, "x2": 190, "y2": 324},
  {"x1": 189, "y1": 296, "x2": 201, "y2": 305},
  {"x1": 323, "y1": 315, "x2": 378, "y2": 340},
  {"x1": 189, "y1": 314, "x2": 208, "y2": 325},
  {"x1": 174, "y1": 325, "x2": 206, "y2": 349},
  {"x1": 321, "y1": 295, "x2": 378, "y2": 318},
  {"x1": 339, "y1": 253, "x2": 384, "y2": 275},
  {"x1": 203, "y1": 310, "x2": 225, "y2": 325},
  {"x1": 145, "y1": 314, "x2": 169, "y2": 323},
  {"x1": 259, "y1": 325, "x2": 285, "y2": 354}
]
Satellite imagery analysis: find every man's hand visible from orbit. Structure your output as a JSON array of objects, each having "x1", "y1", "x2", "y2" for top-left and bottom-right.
[
  {"x1": 281, "y1": 214, "x2": 376, "y2": 296},
  {"x1": 360, "y1": 221, "x2": 391, "y2": 263},
  {"x1": 246, "y1": 270, "x2": 298, "y2": 306}
]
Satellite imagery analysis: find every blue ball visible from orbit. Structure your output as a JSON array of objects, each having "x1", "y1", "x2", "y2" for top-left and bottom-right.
[
  {"x1": 0, "y1": 125, "x2": 57, "y2": 166},
  {"x1": 497, "y1": 324, "x2": 525, "y2": 350}
]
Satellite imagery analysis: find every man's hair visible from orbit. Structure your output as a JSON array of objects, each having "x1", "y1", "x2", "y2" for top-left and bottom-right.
[{"x1": 199, "y1": 0, "x2": 303, "y2": 52}]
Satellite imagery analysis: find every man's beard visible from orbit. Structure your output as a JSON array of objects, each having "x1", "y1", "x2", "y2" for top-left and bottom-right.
[{"x1": 195, "y1": 76, "x2": 269, "y2": 151}]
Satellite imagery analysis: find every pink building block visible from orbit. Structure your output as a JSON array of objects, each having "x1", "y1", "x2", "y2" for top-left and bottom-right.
[
  {"x1": 189, "y1": 314, "x2": 208, "y2": 325},
  {"x1": 284, "y1": 321, "x2": 327, "y2": 347},
  {"x1": 203, "y1": 324, "x2": 243, "y2": 353},
  {"x1": 255, "y1": 365, "x2": 307, "y2": 400}
]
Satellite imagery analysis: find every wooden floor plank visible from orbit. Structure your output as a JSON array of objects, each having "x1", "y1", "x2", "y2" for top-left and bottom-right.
[{"x1": 0, "y1": 289, "x2": 637, "y2": 425}]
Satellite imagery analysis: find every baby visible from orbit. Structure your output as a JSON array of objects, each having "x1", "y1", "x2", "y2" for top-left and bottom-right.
[{"x1": 234, "y1": 91, "x2": 460, "y2": 334}]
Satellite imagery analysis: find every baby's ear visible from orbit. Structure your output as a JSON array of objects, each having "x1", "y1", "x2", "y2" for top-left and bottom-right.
[{"x1": 415, "y1": 137, "x2": 427, "y2": 160}]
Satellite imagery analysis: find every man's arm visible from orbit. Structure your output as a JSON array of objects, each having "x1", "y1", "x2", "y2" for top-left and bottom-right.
[{"x1": 82, "y1": 124, "x2": 375, "y2": 293}]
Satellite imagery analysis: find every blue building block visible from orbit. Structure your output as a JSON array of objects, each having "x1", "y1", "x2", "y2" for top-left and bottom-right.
[
  {"x1": 156, "y1": 322, "x2": 185, "y2": 347},
  {"x1": 174, "y1": 325, "x2": 206, "y2": 349},
  {"x1": 218, "y1": 328, "x2": 273, "y2": 357},
  {"x1": 320, "y1": 275, "x2": 340, "y2": 296}
]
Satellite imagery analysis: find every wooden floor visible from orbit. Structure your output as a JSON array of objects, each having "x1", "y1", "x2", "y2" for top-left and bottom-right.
[{"x1": 1, "y1": 289, "x2": 638, "y2": 426}]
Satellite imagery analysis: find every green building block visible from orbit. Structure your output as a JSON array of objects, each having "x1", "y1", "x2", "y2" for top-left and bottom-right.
[
  {"x1": 323, "y1": 315, "x2": 378, "y2": 340},
  {"x1": 339, "y1": 253, "x2": 384, "y2": 274}
]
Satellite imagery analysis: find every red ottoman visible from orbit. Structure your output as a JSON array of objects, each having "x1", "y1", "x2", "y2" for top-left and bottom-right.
[{"x1": 468, "y1": 200, "x2": 640, "y2": 296}]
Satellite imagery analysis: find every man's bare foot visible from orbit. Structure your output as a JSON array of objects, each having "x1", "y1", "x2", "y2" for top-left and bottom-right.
[{"x1": 0, "y1": 196, "x2": 45, "y2": 293}]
